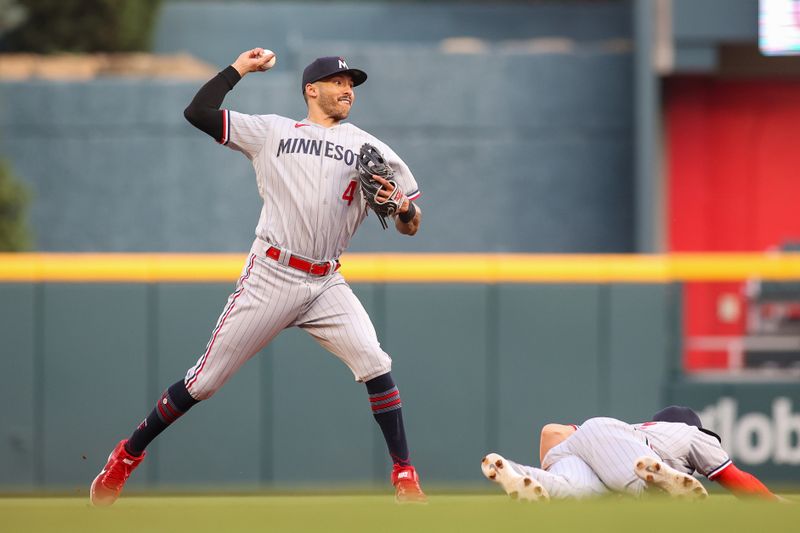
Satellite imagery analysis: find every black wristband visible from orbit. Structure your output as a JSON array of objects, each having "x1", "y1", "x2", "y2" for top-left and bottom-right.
[{"x1": 399, "y1": 201, "x2": 416, "y2": 223}]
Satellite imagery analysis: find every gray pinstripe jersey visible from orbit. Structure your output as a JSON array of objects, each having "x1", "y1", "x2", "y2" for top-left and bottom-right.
[
  {"x1": 633, "y1": 421, "x2": 731, "y2": 478},
  {"x1": 222, "y1": 111, "x2": 421, "y2": 261}
]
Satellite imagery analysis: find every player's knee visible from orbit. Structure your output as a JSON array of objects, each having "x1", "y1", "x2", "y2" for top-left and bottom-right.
[
  {"x1": 192, "y1": 389, "x2": 215, "y2": 401},
  {"x1": 185, "y1": 380, "x2": 217, "y2": 401},
  {"x1": 357, "y1": 363, "x2": 392, "y2": 383},
  {"x1": 351, "y1": 350, "x2": 392, "y2": 383}
]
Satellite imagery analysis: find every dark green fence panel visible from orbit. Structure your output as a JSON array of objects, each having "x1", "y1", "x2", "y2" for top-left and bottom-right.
[
  {"x1": 385, "y1": 284, "x2": 490, "y2": 484},
  {"x1": 495, "y1": 284, "x2": 604, "y2": 465},
  {"x1": 606, "y1": 283, "x2": 679, "y2": 422},
  {"x1": 0, "y1": 285, "x2": 36, "y2": 489},
  {"x1": 268, "y1": 329, "x2": 376, "y2": 488},
  {"x1": 40, "y1": 284, "x2": 149, "y2": 490}
]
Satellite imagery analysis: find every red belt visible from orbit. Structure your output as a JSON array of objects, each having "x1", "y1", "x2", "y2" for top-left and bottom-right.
[{"x1": 266, "y1": 246, "x2": 340, "y2": 276}]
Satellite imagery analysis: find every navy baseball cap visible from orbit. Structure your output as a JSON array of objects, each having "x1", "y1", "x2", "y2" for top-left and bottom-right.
[
  {"x1": 652, "y1": 405, "x2": 722, "y2": 443},
  {"x1": 301, "y1": 56, "x2": 367, "y2": 94}
]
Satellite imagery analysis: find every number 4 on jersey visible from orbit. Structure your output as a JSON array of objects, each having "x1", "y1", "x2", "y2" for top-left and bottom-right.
[{"x1": 342, "y1": 180, "x2": 358, "y2": 205}]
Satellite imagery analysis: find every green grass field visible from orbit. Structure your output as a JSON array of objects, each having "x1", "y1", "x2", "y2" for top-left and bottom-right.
[{"x1": 2, "y1": 493, "x2": 798, "y2": 533}]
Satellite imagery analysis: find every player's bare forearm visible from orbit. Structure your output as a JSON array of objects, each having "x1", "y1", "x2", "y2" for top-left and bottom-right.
[{"x1": 395, "y1": 201, "x2": 421, "y2": 235}]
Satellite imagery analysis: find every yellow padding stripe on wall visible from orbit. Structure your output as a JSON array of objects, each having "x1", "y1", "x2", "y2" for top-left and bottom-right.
[{"x1": 1, "y1": 253, "x2": 799, "y2": 283}]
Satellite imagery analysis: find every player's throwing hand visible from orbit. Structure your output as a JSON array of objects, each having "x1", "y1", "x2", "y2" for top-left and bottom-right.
[{"x1": 232, "y1": 48, "x2": 276, "y2": 77}]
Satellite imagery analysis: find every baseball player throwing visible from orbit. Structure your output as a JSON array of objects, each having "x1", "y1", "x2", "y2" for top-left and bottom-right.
[
  {"x1": 91, "y1": 48, "x2": 426, "y2": 505},
  {"x1": 482, "y1": 406, "x2": 779, "y2": 502}
]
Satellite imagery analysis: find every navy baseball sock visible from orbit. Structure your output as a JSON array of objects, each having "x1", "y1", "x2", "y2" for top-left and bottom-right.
[
  {"x1": 365, "y1": 372, "x2": 411, "y2": 468},
  {"x1": 125, "y1": 380, "x2": 199, "y2": 457}
]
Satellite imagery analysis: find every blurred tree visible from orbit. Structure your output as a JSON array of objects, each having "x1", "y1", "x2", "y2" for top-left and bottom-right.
[
  {"x1": 0, "y1": 159, "x2": 31, "y2": 251},
  {"x1": 3, "y1": 0, "x2": 162, "y2": 53},
  {"x1": 0, "y1": 0, "x2": 27, "y2": 35}
]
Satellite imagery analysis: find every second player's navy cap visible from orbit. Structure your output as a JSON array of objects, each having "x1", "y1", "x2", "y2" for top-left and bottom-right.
[
  {"x1": 301, "y1": 56, "x2": 367, "y2": 93},
  {"x1": 652, "y1": 405, "x2": 722, "y2": 443}
]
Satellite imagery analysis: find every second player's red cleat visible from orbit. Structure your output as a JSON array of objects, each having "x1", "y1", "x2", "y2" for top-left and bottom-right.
[
  {"x1": 90, "y1": 440, "x2": 145, "y2": 507},
  {"x1": 392, "y1": 464, "x2": 427, "y2": 504}
]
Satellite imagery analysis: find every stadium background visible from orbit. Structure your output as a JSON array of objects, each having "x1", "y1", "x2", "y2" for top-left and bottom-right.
[{"x1": 1, "y1": 0, "x2": 799, "y2": 495}]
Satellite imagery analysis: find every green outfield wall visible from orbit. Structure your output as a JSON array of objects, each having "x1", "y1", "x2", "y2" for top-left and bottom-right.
[
  {"x1": 4, "y1": 280, "x2": 798, "y2": 492},
  {"x1": 0, "y1": 281, "x2": 679, "y2": 492}
]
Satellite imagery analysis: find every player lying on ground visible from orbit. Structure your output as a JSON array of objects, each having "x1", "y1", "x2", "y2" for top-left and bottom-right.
[
  {"x1": 481, "y1": 406, "x2": 779, "y2": 502},
  {"x1": 90, "y1": 48, "x2": 426, "y2": 505}
]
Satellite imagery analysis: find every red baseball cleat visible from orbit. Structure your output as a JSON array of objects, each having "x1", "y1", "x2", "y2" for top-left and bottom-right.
[
  {"x1": 90, "y1": 440, "x2": 145, "y2": 507},
  {"x1": 392, "y1": 465, "x2": 427, "y2": 504}
]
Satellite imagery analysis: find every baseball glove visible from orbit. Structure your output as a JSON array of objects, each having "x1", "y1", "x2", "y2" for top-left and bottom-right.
[{"x1": 356, "y1": 143, "x2": 406, "y2": 230}]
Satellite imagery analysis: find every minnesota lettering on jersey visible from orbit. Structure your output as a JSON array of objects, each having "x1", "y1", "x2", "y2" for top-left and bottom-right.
[{"x1": 277, "y1": 137, "x2": 357, "y2": 166}]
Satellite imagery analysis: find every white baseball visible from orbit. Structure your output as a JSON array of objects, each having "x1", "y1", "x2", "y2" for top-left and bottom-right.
[{"x1": 259, "y1": 49, "x2": 277, "y2": 70}]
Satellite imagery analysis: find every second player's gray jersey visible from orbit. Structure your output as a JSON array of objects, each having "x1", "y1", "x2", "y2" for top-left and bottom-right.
[
  {"x1": 633, "y1": 421, "x2": 731, "y2": 478},
  {"x1": 222, "y1": 111, "x2": 421, "y2": 261}
]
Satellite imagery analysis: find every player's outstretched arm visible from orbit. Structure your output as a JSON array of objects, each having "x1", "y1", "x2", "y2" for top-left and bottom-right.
[
  {"x1": 184, "y1": 48, "x2": 275, "y2": 142},
  {"x1": 712, "y1": 463, "x2": 779, "y2": 501}
]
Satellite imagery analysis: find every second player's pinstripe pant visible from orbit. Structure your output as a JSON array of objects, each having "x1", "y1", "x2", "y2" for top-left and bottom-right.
[
  {"x1": 506, "y1": 455, "x2": 608, "y2": 499},
  {"x1": 543, "y1": 417, "x2": 661, "y2": 495}
]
